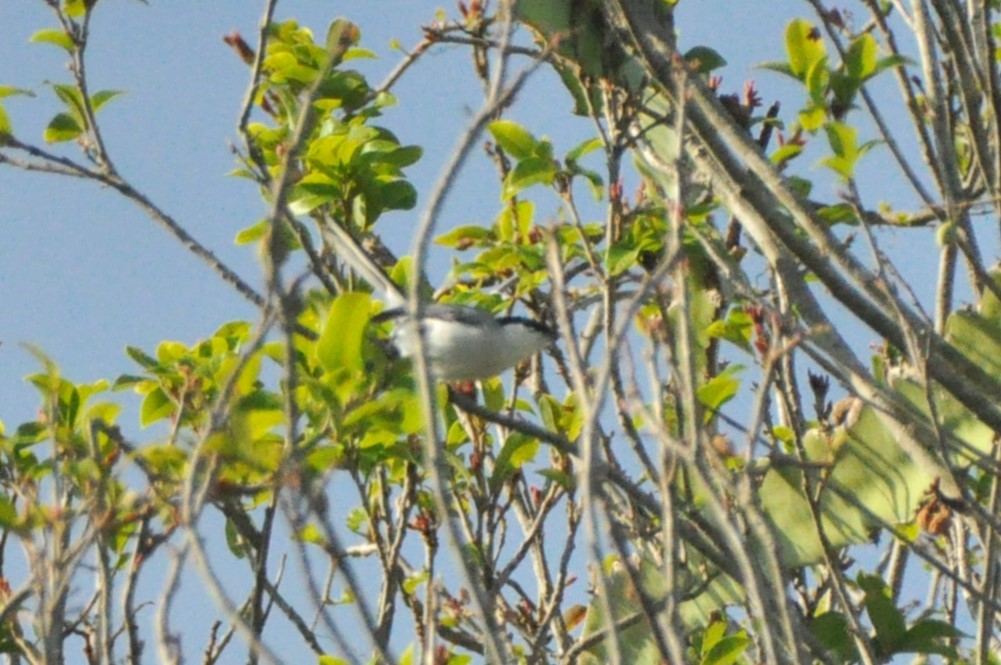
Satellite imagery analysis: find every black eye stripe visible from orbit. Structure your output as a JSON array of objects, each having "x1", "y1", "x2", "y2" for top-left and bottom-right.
[{"x1": 496, "y1": 316, "x2": 557, "y2": 339}]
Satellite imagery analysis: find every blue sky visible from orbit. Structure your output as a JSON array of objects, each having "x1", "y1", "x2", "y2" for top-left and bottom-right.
[
  {"x1": 1, "y1": 1, "x2": 833, "y2": 426},
  {"x1": 0, "y1": 1, "x2": 962, "y2": 662}
]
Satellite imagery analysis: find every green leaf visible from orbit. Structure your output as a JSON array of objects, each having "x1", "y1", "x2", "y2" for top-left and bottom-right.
[
  {"x1": 560, "y1": 393, "x2": 584, "y2": 440},
  {"x1": 845, "y1": 33, "x2": 879, "y2": 81},
  {"x1": 805, "y1": 57, "x2": 831, "y2": 103},
  {"x1": 126, "y1": 345, "x2": 159, "y2": 370},
  {"x1": 579, "y1": 554, "x2": 671, "y2": 663},
  {"x1": 536, "y1": 468, "x2": 574, "y2": 490},
  {"x1": 299, "y1": 522, "x2": 326, "y2": 545},
  {"x1": 0, "y1": 86, "x2": 35, "y2": 100},
  {"x1": 492, "y1": 433, "x2": 539, "y2": 489},
  {"x1": 786, "y1": 175, "x2": 813, "y2": 197},
  {"x1": 859, "y1": 573, "x2": 907, "y2": 652},
  {"x1": 701, "y1": 632, "x2": 750, "y2": 665},
  {"x1": 30, "y1": 28, "x2": 74, "y2": 52},
  {"x1": 0, "y1": 105, "x2": 10, "y2": 137},
  {"x1": 342, "y1": 47, "x2": 377, "y2": 62},
  {"x1": 63, "y1": 0, "x2": 90, "y2": 18},
  {"x1": 809, "y1": 612, "x2": 857, "y2": 661},
  {"x1": 821, "y1": 121, "x2": 871, "y2": 179},
  {"x1": 829, "y1": 70, "x2": 858, "y2": 112},
  {"x1": 502, "y1": 157, "x2": 557, "y2": 199},
  {"x1": 345, "y1": 507, "x2": 368, "y2": 535},
  {"x1": 224, "y1": 519, "x2": 247, "y2": 559},
  {"x1": 798, "y1": 104, "x2": 827, "y2": 132},
  {"x1": 480, "y1": 376, "x2": 505, "y2": 413},
  {"x1": 436, "y1": 225, "x2": 492, "y2": 249},
  {"x1": 684, "y1": 45, "x2": 727, "y2": 74},
  {"x1": 575, "y1": 167, "x2": 604, "y2": 200},
  {"x1": 785, "y1": 18, "x2": 826, "y2": 79},
  {"x1": 537, "y1": 394, "x2": 560, "y2": 431},
  {"x1": 497, "y1": 200, "x2": 534, "y2": 241},
  {"x1": 156, "y1": 341, "x2": 188, "y2": 365},
  {"x1": 44, "y1": 112, "x2": 83, "y2": 143},
  {"x1": 52, "y1": 84, "x2": 86, "y2": 123},
  {"x1": 980, "y1": 266, "x2": 1001, "y2": 321},
  {"x1": 90, "y1": 90, "x2": 124, "y2": 112},
  {"x1": 872, "y1": 54, "x2": 911, "y2": 78},
  {"x1": 326, "y1": 18, "x2": 361, "y2": 51},
  {"x1": 379, "y1": 179, "x2": 417, "y2": 211},
  {"x1": 705, "y1": 309, "x2": 752, "y2": 352},
  {"x1": 946, "y1": 308, "x2": 1001, "y2": 382},
  {"x1": 235, "y1": 220, "x2": 269, "y2": 245},
  {"x1": 264, "y1": 51, "x2": 318, "y2": 85},
  {"x1": 111, "y1": 374, "x2": 145, "y2": 390},
  {"x1": 0, "y1": 496, "x2": 19, "y2": 530},
  {"x1": 565, "y1": 137, "x2": 603, "y2": 163},
  {"x1": 770, "y1": 143, "x2": 803, "y2": 165},
  {"x1": 316, "y1": 292, "x2": 372, "y2": 375},
  {"x1": 826, "y1": 122, "x2": 857, "y2": 158},
  {"x1": 757, "y1": 60, "x2": 797, "y2": 80},
  {"x1": 13, "y1": 421, "x2": 46, "y2": 446},
  {"x1": 402, "y1": 571, "x2": 429, "y2": 595},
  {"x1": 383, "y1": 144, "x2": 422, "y2": 168},
  {"x1": 700, "y1": 620, "x2": 726, "y2": 657},
  {"x1": 488, "y1": 119, "x2": 538, "y2": 160},
  {"x1": 22, "y1": 343, "x2": 59, "y2": 379},
  {"x1": 289, "y1": 186, "x2": 338, "y2": 216},
  {"x1": 140, "y1": 387, "x2": 174, "y2": 427},
  {"x1": 136, "y1": 443, "x2": 187, "y2": 478},
  {"x1": 696, "y1": 367, "x2": 743, "y2": 421},
  {"x1": 896, "y1": 618, "x2": 961, "y2": 656}
]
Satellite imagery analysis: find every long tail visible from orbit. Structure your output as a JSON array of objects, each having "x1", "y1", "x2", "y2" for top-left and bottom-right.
[{"x1": 319, "y1": 221, "x2": 405, "y2": 307}]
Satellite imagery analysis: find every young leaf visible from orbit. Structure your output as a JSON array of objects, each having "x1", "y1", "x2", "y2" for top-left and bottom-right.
[
  {"x1": 809, "y1": 612, "x2": 858, "y2": 662},
  {"x1": 140, "y1": 387, "x2": 174, "y2": 427},
  {"x1": 315, "y1": 292, "x2": 372, "y2": 374},
  {"x1": 845, "y1": 33, "x2": 879, "y2": 81},
  {"x1": 488, "y1": 119, "x2": 539, "y2": 160},
  {"x1": 379, "y1": 179, "x2": 417, "y2": 211},
  {"x1": 490, "y1": 433, "x2": 540, "y2": 492},
  {"x1": 502, "y1": 157, "x2": 557, "y2": 199},
  {"x1": 859, "y1": 573, "x2": 907, "y2": 653},
  {"x1": 234, "y1": 220, "x2": 269, "y2": 245},
  {"x1": 696, "y1": 366, "x2": 744, "y2": 421},
  {"x1": 52, "y1": 84, "x2": 86, "y2": 124},
  {"x1": 90, "y1": 90, "x2": 124, "y2": 112},
  {"x1": 436, "y1": 225, "x2": 492, "y2": 249},
  {"x1": 896, "y1": 618, "x2": 961, "y2": 656},
  {"x1": 684, "y1": 45, "x2": 727, "y2": 74},
  {"x1": 785, "y1": 18, "x2": 826, "y2": 79},
  {"x1": 565, "y1": 136, "x2": 602, "y2": 163},
  {"x1": 126, "y1": 345, "x2": 160, "y2": 370},
  {"x1": 44, "y1": 113, "x2": 83, "y2": 143},
  {"x1": 701, "y1": 631, "x2": 750, "y2": 665},
  {"x1": 63, "y1": 0, "x2": 90, "y2": 18},
  {"x1": 30, "y1": 28, "x2": 75, "y2": 52}
]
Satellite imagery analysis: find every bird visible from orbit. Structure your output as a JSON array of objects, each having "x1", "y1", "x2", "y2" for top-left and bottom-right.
[{"x1": 319, "y1": 220, "x2": 556, "y2": 381}]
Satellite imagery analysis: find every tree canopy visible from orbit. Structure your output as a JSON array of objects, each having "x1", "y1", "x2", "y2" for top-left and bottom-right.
[{"x1": 2, "y1": 1, "x2": 1001, "y2": 664}]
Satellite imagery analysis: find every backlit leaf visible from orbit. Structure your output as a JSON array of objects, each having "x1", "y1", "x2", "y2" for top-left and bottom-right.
[
  {"x1": 502, "y1": 157, "x2": 556, "y2": 199},
  {"x1": 316, "y1": 292, "x2": 371, "y2": 374},
  {"x1": 140, "y1": 387, "x2": 173, "y2": 427},
  {"x1": 684, "y1": 45, "x2": 727, "y2": 74},
  {"x1": 30, "y1": 28, "x2": 74, "y2": 52},
  {"x1": 785, "y1": 18, "x2": 826, "y2": 79},
  {"x1": 488, "y1": 119, "x2": 538, "y2": 160},
  {"x1": 44, "y1": 113, "x2": 82, "y2": 143}
]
